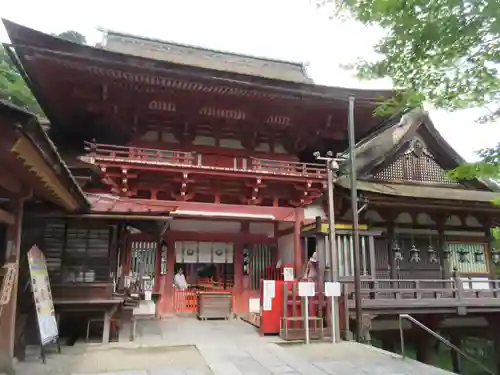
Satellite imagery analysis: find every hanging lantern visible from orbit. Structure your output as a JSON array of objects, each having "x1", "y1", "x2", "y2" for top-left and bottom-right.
[
  {"x1": 457, "y1": 248, "x2": 469, "y2": 263},
  {"x1": 409, "y1": 244, "x2": 421, "y2": 263},
  {"x1": 427, "y1": 245, "x2": 439, "y2": 264},
  {"x1": 392, "y1": 241, "x2": 403, "y2": 262},
  {"x1": 491, "y1": 249, "x2": 500, "y2": 264}
]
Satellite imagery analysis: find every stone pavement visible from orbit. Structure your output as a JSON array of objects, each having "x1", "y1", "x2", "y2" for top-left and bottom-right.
[{"x1": 12, "y1": 317, "x2": 456, "y2": 375}]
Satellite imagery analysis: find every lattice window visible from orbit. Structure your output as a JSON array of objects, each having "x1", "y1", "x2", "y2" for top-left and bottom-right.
[
  {"x1": 374, "y1": 138, "x2": 459, "y2": 185},
  {"x1": 447, "y1": 242, "x2": 488, "y2": 274}
]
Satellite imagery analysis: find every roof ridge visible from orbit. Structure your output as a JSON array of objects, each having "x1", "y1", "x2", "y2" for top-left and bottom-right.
[{"x1": 99, "y1": 27, "x2": 308, "y2": 68}]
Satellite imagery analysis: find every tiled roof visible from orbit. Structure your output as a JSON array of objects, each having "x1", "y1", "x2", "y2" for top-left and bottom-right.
[{"x1": 87, "y1": 194, "x2": 177, "y2": 214}]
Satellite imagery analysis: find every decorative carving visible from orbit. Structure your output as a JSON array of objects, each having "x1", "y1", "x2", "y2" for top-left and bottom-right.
[{"x1": 374, "y1": 137, "x2": 459, "y2": 185}]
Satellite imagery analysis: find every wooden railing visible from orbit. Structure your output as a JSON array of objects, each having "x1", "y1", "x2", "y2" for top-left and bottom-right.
[
  {"x1": 250, "y1": 158, "x2": 326, "y2": 178},
  {"x1": 84, "y1": 141, "x2": 195, "y2": 165},
  {"x1": 83, "y1": 141, "x2": 326, "y2": 179},
  {"x1": 340, "y1": 272, "x2": 500, "y2": 309}
]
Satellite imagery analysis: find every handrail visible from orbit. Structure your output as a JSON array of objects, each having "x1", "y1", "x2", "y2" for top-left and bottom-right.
[{"x1": 399, "y1": 314, "x2": 494, "y2": 375}]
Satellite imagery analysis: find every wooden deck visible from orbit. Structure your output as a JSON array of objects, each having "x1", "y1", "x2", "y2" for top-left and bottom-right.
[{"x1": 341, "y1": 278, "x2": 500, "y2": 314}]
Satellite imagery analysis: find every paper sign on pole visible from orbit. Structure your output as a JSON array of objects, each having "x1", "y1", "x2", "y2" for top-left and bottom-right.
[
  {"x1": 262, "y1": 280, "x2": 275, "y2": 299},
  {"x1": 283, "y1": 267, "x2": 294, "y2": 282},
  {"x1": 298, "y1": 281, "x2": 315, "y2": 297},
  {"x1": 325, "y1": 282, "x2": 341, "y2": 297},
  {"x1": 262, "y1": 298, "x2": 273, "y2": 311},
  {"x1": 249, "y1": 298, "x2": 260, "y2": 313},
  {"x1": 27, "y1": 245, "x2": 59, "y2": 345}
]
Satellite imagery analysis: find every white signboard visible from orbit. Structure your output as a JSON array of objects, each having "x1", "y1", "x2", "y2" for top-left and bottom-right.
[
  {"x1": 249, "y1": 298, "x2": 260, "y2": 313},
  {"x1": 325, "y1": 282, "x2": 341, "y2": 297},
  {"x1": 262, "y1": 298, "x2": 273, "y2": 311},
  {"x1": 298, "y1": 281, "x2": 315, "y2": 297},
  {"x1": 283, "y1": 267, "x2": 294, "y2": 282},
  {"x1": 27, "y1": 246, "x2": 59, "y2": 345},
  {"x1": 262, "y1": 280, "x2": 276, "y2": 299}
]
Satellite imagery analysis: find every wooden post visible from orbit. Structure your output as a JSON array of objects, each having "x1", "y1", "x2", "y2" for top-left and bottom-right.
[
  {"x1": 233, "y1": 243, "x2": 244, "y2": 313},
  {"x1": 0, "y1": 198, "x2": 24, "y2": 373},
  {"x1": 158, "y1": 239, "x2": 175, "y2": 317},
  {"x1": 449, "y1": 332, "x2": 462, "y2": 374},
  {"x1": 485, "y1": 224, "x2": 496, "y2": 280},
  {"x1": 437, "y1": 218, "x2": 451, "y2": 280},
  {"x1": 294, "y1": 207, "x2": 303, "y2": 278}
]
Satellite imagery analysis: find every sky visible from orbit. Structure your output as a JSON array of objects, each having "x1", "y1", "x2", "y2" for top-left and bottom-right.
[{"x1": 1, "y1": 0, "x2": 498, "y2": 161}]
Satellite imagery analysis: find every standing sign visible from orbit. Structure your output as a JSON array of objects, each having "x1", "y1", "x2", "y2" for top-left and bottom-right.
[
  {"x1": 298, "y1": 281, "x2": 316, "y2": 345},
  {"x1": 27, "y1": 245, "x2": 59, "y2": 345}
]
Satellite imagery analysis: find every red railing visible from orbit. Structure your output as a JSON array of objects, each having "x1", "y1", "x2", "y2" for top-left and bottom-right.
[
  {"x1": 174, "y1": 289, "x2": 198, "y2": 313},
  {"x1": 83, "y1": 141, "x2": 326, "y2": 179},
  {"x1": 84, "y1": 141, "x2": 195, "y2": 165},
  {"x1": 251, "y1": 158, "x2": 325, "y2": 178},
  {"x1": 173, "y1": 283, "x2": 235, "y2": 314}
]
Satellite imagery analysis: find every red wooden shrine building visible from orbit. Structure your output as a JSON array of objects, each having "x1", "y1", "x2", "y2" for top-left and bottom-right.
[
  {"x1": 6, "y1": 22, "x2": 500, "y2": 373},
  {"x1": 2, "y1": 20, "x2": 393, "y2": 318}
]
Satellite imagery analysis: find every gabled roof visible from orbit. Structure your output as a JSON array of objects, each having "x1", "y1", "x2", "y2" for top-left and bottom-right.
[
  {"x1": 101, "y1": 28, "x2": 313, "y2": 84},
  {"x1": 342, "y1": 108, "x2": 498, "y2": 191},
  {"x1": 0, "y1": 99, "x2": 89, "y2": 211}
]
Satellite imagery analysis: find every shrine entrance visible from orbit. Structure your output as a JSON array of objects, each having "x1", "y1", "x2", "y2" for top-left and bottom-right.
[{"x1": 173, "y1": 241, "x2": 234, "y2": 315}]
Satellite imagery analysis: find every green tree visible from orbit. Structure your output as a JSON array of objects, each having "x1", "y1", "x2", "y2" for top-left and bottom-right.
[
  {"x1": 323, "y1": 0, "x2": 500, "y2": 179},
  {"x1": 52, "y1": 30, "x2": 87, "y2": 44},
  {"x1": 0, "y1": 45, "x2": 43, "y2": 115},
  {"x1": 0, "y1": 30, "x2": 87, "y2": 116}
]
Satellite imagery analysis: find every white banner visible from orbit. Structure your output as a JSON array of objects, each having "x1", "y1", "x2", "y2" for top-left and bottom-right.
[
  {"x1": 212, "y1": 243, "x2": 227, "y2": 264},
  {"x1": 198, "y1": 242, "x2": 213, "y2": 263},
  {"x1": 27, "y1": 245, "x2": 58, "y2": 345},
  {"x1": 183, "y1": 242, "x2": 199, "y2": 263}
]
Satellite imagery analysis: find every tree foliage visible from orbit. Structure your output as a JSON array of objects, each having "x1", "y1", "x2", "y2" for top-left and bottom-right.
[
  {"x1": 0, "y1": 46, "x2": 43, "y2": 115},
  {"x1": 0, "y1": 30, "x2": 86, "y2": 117},
  {"x1": 52, "y1": 30, "x2": 87, "y2": 44},
  {"x1": 324, "y1": 0, "x2": 500, "y2": 181}
]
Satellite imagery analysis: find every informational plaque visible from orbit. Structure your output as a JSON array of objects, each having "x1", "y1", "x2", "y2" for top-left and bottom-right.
[
  {"x1": 298, "y1": 281, "x2": 316, "y2": 297},
  {"x1": 283, "y1": 267, "x2": 294, "y2": 282},
  {"x1": 27, "y1": 245, "x2": 59, "y2": 345},
  {"x1": 325, "y1": 281, "x2": 341, "y2": 297}
]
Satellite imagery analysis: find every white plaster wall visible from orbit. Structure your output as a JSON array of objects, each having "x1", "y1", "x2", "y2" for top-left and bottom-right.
[
  {"x1": 277, "y1": 233, "x2": 294, "y2": 265},
  {"x1": 304, "y1": 202, "x2": 326, "y2": 220},
  {"x1": 249, "y1": 222, "x2": 274, "y2": 237},
  {"x1": 170, "y1": 219, "x2": 241, "y2": 233}
]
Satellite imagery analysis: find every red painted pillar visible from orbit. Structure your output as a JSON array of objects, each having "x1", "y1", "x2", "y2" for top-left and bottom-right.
[
  {"x1": 233, "y1": 243, "x2": 244, "y2": 313},
  {"x1": 158, "y1": 240, "x2": 175, "y2": 317},
  {"x1": 294, "y1": 207, "x2": 303, "y2": 278}
]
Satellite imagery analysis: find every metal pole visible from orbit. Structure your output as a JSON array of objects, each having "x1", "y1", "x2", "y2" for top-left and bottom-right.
[
  {"x1": 304, "y1": 296, "x2": 310, "y2": 344},
  {"x1": 326, "y1": 160, "x2": 340, "y2": 343},
  {"x1": 347, "y1": 95, "x2": 363, "y2": 342}
]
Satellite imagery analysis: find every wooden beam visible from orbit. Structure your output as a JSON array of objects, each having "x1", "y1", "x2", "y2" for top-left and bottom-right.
[
  {"x1": 0, "y1": 207, "x2": 14, "y2": 225},
  {"x1": 0, "y1": 166, "x2": 22, "y2": 194}
]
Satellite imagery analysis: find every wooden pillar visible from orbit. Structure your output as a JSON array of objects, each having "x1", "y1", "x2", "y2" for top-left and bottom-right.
[
  {"x1": 449, "y1": 332, "x2": 462, "y2": 374},
  {"x1": 387, "y1": 223, "x2": 397, "y2": 280},
  {"x1": 0, "y1": 198, "x2": 24, "y2": 373},
  {"x1": 233, "y1": 243, "x2": 244, "y2": 313},
  {"x1": 158, "y1": 239, "x2": 175, "y2": 317},
  {"x1": 485, "y1": 224, "x2": 496, "y2": 280},
  {"x1": 293, "y1": 207, "x2": 303, "y2": 277},
  {"x1": 413, "y1": 315, "x2": 441, "y2": 366},
  {"x1": 437, "y1": 217, "x2": 451, "y2": 280},
  {"x1": 381, "y1": 335, "x2": 397, "y2": 352}
]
